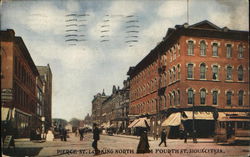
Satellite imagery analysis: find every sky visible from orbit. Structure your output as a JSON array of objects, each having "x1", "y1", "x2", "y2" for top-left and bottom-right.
[{"x1": 0, "y1": 0, "x2": 248, "y2": 121}]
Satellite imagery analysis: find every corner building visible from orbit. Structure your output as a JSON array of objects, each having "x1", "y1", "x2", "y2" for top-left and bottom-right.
[{"x1": 127, "y1": 20, "x2": 249, "y2": 138}]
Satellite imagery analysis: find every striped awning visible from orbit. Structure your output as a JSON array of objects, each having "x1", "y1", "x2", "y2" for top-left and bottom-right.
[
  {"x1": 128, "y1": 119, "x2": 140, "y2": 128},
  {"x1": 133, "y1": 118, "x2": 150, "y2": 128}
]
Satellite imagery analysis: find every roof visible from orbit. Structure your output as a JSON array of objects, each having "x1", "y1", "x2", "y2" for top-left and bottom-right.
[{"x1": 127, "y1": 20, "x2": 248, "y2": 78}]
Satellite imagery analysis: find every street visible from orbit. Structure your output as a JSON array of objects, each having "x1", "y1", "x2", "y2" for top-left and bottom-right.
[{"x1": 2, "y1": 132, "x2": 249, "y2": 157}]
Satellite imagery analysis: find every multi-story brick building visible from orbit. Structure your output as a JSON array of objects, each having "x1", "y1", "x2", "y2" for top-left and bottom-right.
[
  {"x1": 1, "y1": 29, "x2": 40, "y2": 138},
  {"x1": 37, "y1": 65, "x2": 53, "y2": 130},
  {"x1": 127, "y1": 20, "x2": 249, "y2": 138}
]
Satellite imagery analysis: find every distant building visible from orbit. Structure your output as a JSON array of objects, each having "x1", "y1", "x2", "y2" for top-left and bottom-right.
[
  {"x1": 91, "y1": 90, "x2": 108, "y2": 124},
  {"x1": 36, "y1": 65, "x2": 53, "y2": 130},
  {"x1": 1, "y1": 29, "x2": 40, "y2": 138},
  {"x1": 127, "y1": 20, "x2": 249, "y2": 137}
]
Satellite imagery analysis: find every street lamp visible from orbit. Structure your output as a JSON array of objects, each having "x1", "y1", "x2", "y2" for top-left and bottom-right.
[{"x1": 192, "y1": 93, "x2": 197, "y2": 143}]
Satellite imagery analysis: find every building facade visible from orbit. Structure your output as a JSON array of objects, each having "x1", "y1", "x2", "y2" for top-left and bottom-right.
[
  {"x1": 37, "y1": 65, "x2": 53, "y2": 130},
  {"x1": 1, "y1": 29, "x2": 39, "y2": 138},
  {"x1": 91, "y1": 90, "x2": 108, "y2": 124},
  {"x1": 127, "y1": 21, "x2": 249, "y2": 137}
]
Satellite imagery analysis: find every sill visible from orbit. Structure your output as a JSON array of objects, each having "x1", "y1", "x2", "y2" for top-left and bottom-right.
[
  {"x1": 200, "y1": 55, "x2": 206, "y2": 57},
  {"x1": 199, "y1": 78, "x2": 207, "y2": 80},
  {"x1": 187, "y1": 78, "x2": 194, "y2": 80},
  {"x1": 237, "y1": 80, "x2": 244, "y2": 82},
  {"x1": 237, "y1": 57, "x2": 243, "y2": 59},
  {"x1": 212, "y1": 56, "x2": 219, "y2": 58},
  {"x1": 226, "y1": 57, "x2": 232, "y2": 59},
  {"x1": 212, "y1": 104, "x2": 219, "y2": 106},
  {"x1": 225, "y1": 80, "x2": 233, "y2": 82},
  {"x1": 187, "y1": 104, "x2": 193, "y2": 106},
  {"x1": 187, "y1": 54, "x2": 194, "y2": 56},
  {"x1": 212, "y1": 79, "x2": 220, "y2": 82}
]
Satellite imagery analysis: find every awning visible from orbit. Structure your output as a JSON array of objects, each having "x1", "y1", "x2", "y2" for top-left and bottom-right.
[
  {"x1": 133, "y1": 118, "x2": 150, "y2": 128},
  {"x1": 1, "y1": 107, "x2": 11, "y2": 121},
  {"x1": 184, "y1": 111, "x2": 214, "y2": 120},
  {"x1": 162, "y1": 112, "x2": 182, "y2": 126},
  {"x1": 128, "y1": 119, "x2": 140, "y2": 128}
]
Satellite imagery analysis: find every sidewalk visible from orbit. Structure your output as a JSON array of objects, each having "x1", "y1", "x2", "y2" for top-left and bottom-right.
[{"x1": 102, "y1": 133, "x2": 214, "y2": 143}]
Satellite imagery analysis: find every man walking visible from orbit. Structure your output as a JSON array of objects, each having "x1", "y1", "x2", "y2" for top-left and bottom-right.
[
  {"x1": 159, "y1": 129, "x2": 167, "y2": 147},
  {"x1": 92, "y1": 123, "x2": 100, "y2": 155}
]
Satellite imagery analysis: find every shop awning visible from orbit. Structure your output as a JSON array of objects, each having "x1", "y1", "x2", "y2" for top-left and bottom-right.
[
  {"x1": 162, "y1": 112, "x2": 182, "y2": 126},
  {"x1": 128, "y1": 119, "x2": 140, "y2": 128},
  {"x1": 133, "y1": 118, "x2": 150, "y2": 128},
  {"x1": 1, "y1": 107, "x2": 11, "y2": 121},
  {"x1": 184, "y1": 111, "x2": 214, "y2": 120}
]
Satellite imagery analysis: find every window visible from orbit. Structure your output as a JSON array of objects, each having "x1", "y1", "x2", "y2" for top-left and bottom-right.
[
  {"x1": 169, "y1": 94, "x2": 172, "y2": 106},
  {"x1": 226, "y1": 66, "x2": 233, "y2": 80},
  {"x1": 238, "y1": 65, "x2": 243, "y2": 81},
  {"x1": 212, "y1": 65, "x2": 219, "y2": 80},
  {"x1": 238, "y1": 44, "x2": 243, "y2": 58},
  {"x1": 200, "y1": 63, "x2": 206, "y2": 79},
  {"x1": 177, "y1": 90, "x2": 180, "y2": 105},
  {"x1": 187, "y1": 64, "x2": 193, "y2": 79},
  {"x1": 177, "y1": 65, "x2": 181, "y2": 80},
  {"x1": 226, "y1": 44, "x2": 232, "y2": 58},
  {"x1": 200, "y1": 41, "x2": 206, "y2": 56},
  {"x1": 173, "y1": 92, "x2": 177, "y2": 106},
  {"x1": 212, "y1": 43, "x2": 218, "y2": 56},
  {"x1": 212, "y1": 91, "x2": 218, "y2": 105},
  {"x1": 188, "y1": 41, "x2": 194, "y2": 55},
  {"x1": 188, "y1": 89, "x2": 194, "y2": 104},
  {"x1": 200, "y1": 89, "x2": 206, "y2": 104},
  {"x1": 226, "y1": 91, "x2": 232, "y2": 105},
  {"x1": 238, "y1": 90, "x2": 244, "y2": 106}
]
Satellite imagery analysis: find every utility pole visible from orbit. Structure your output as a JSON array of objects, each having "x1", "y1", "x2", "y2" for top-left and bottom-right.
[{"x1": 192, "y1": 93, "x2": 197, "y2": 143}]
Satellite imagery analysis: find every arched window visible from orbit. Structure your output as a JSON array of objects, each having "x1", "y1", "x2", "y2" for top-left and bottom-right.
[
  {"x1": 169, "y1": 93, "x2": 172, "y2": 106},
  {"x1": 226, "y1": 44, "x2": 232, "y2": 58},
  {"x1": 238, "y1": 90, "x2": 244, "y2": 106},
  {"x1": 173, "y1": 92, "x2": 177, "y2": 106},
  {"x1": 212, "y1": 43, "x2": 218, "y2": 56},
  {"x1": 200, "y1": 41, "x2": 206, "y2": 56},
  {"x1": 212, "y1": 91, "x2": 218, "y2": 105},
  {"x1": 226, "y1": 91, "x2": 232, "y2": 105},
  {"x1": 238, "y1": 44, "x2": 243, "y2": 58},
  {"x1": 200, "y1": 63, "x2": 206, "y2": 79},
  {"x1": 187, "y1": 64, "x2": 194, "y2": 79},
  {"x1": 188, "y1": 41, "x2": 194, "y2": 55},
  {"x1": 173, "y1": 67, "x2": 176, "y2": 81},
  {"x1": 226, "y1": 66, "x2": 233, "y2": 80},
  {"x1": 200, "y1": 89, "x2": 206, "y2": 105},
  {"x1": 188, "y1": 89, "x2": 194, "y2": 104},
  {"x1": 238, "y1": 65, "x2": 243, "y2": 81},
  {"x1": 212, "y1": 65, "x2": 218, "y2": 80},
  {"x1": 177, "y1": 64, "x2": 181, "y2": 80}
]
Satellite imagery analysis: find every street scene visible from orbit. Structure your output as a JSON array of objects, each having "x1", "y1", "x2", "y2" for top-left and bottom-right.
[{"x1": 1, "y1": 0, "x2": 249, "y2": 157}]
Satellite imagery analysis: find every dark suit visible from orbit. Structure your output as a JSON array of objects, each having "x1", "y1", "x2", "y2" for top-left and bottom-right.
[{"x1": 159, "y1": 130, "x2": 167, "y2": 146}]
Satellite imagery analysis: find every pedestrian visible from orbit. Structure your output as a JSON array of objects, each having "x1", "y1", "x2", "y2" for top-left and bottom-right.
[
  {"x1": 92, "y1": 123, "x2": 100, "y2": 155},
  {"x1": 136, "y1": 129, "x2": 150, "y2": 153},
  {"x1": 79, "y1": 128, "x2": 84, "y2": 141},
  {"x1": 159, "y1": 129, "x2": 167, "y2": 147},
  {"x1": 63, "y1": 128, "x2": 67, "y2": 141},
  {"x1": 183, "y1": 129, "x2": 188, "y2": 143},
  {"x1": 59, "y1": 125, "x2": 64, "y2": 141}
]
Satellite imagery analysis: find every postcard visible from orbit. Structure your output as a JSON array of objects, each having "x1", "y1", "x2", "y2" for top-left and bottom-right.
[{"x1": 1, "y1": 0, "x2": 249, "y2": 156}]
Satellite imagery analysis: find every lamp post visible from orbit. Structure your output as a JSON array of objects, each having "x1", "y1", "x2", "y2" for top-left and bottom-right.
[{"x1": 192, "y1": 93, "x2": 197, "y2": 143}]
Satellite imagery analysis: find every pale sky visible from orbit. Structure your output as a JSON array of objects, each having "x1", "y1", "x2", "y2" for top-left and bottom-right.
[{"x1": 1, "y1": 0, "x2": 248, "y2": 121}]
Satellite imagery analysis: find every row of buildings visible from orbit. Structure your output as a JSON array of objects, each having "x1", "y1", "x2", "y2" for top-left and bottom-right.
[
  {"x1": 1, "y1": 29, "x2": 52, "y2": 138},
  {"x1": 91, "y1": 20, "x2": 249, "y2": 137}
]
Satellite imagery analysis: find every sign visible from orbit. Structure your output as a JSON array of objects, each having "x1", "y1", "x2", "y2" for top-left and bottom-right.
[{"x1": 3, "y1": 135, "x2": 14, "y2": 148}]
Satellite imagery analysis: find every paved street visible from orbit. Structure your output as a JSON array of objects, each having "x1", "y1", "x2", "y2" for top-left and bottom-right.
[{"x1": 2, "y1": 133, "x2": 250, "y2": 157}]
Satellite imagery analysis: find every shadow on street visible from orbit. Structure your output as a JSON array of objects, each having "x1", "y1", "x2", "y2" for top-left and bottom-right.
[{"x1": 3, "y1": 147, "x2": 43, "y2": 157}]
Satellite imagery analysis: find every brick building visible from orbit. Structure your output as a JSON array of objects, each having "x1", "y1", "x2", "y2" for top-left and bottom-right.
[
  {"x1": 1, "y1": 29, "x2": 40, "y2": 138},
  {"x1": 127, "y1": 20, "x2": 249, "y2": 138},
  {"x1": 37, "y1": 65, "x2": 53, "y2": 130}
]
